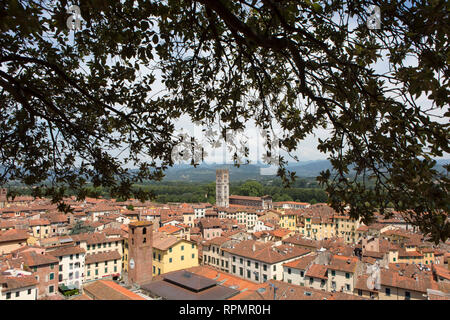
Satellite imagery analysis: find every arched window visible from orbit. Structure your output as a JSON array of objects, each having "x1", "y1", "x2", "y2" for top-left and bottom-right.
[{"x1": 142, "y1": 227, "x2": 147, "y2": 235}]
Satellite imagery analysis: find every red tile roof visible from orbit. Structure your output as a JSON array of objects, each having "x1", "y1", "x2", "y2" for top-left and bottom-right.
[{"x1": 305, "y1": 264, "x2": 328, "y2": 279}]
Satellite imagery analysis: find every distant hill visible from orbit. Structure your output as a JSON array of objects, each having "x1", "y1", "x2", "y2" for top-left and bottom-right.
[
  {"x1": 159, "y1": 161, "x2": 333, "y2": 182},
  {"x1": 159, "y1": 158, "x2": 449, "y2": 182}
]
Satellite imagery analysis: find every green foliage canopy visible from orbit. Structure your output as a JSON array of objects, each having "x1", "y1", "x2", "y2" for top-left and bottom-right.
[{"x1": 0, "y1": 0, "x2": 448, "y2": 242}]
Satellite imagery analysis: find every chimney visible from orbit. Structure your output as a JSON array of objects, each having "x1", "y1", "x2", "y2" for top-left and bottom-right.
[{"x1": 252, "y1": 244, "x2": 256, "y2": 252}]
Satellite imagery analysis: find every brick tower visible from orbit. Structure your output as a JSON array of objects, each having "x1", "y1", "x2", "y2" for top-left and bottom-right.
[
  {"x1": 128, "y1": 221, "x2": 153, "y2": 286},
  {"x1": 216, "y1": 169, "x2": 229, "y2": 207}
]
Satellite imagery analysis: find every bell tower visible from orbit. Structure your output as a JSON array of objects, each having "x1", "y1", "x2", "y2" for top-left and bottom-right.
[{"x1": 128, "y1": 221, "x2": 153, "y2": 286}]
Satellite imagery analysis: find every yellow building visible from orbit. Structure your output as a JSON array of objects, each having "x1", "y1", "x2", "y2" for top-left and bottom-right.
[
  {"x1": 85, "y1": 251, "x2": 123, "y2": 282},
  {"x1": 333, "y1": 215, "x2": 361, "y2": 244},
  {"x1": 278, "y1": 210, "x2": 297, "y2": 231},
  {"x1": 152, "y1": 232, "x2": 198, "y2": 276},
  {"x1": 29, "y1": 219, "x2": 51, "y2": 239}
]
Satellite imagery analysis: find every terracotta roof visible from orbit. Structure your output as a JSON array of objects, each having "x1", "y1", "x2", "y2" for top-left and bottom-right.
[
  {"x1": 269, "y1": 228, "x2": 293, "y2": 238},
  {"x1": 434, "y1": 265, "x2": 450, "y2": 281},
  {"x1": 282, "y1": 235, "x2": 320, "y2": 248},
  {"x1": 398, "y1": 249, "x2": 423, "y2": 258},
  {"x1": 17, "y1": 251, "x2": 59, "y2": 267},
  {"x1": 229, "y1": 195, "x2": 262, "y2": 201},
  {"x1": 47, "y1": 245, "x2": 85, "y2": 257},
  {"x1": 223, "y1": 240, "x2": 310, "y2": 264},
  {"x1": 205, "y1": 236, "x2": 231, "y2": 247},
  {"x1": 327, "y1": 255, "x2": 359, "y2": 273},
  {"x1": 85, "y1": 250, "x2": 121, "y2": 264},
  {"x1": 0, "y1": 274, "x2": 37, "y2": 291},
  {"x1": 28, "y1": 219, "x2": 51, "y2": 226},
  {"x1": 152, "y1": 232, "x2": 180, "y2": 251},
  {"x1": 283, "y1": 253, "x2": 317, "y2": 270},
  {"x1": 83, "y1": 280, "x2": 146, "y2": 300},
  {"x1": 234, "y1": 279, "x2": 366, "y2": 300},
  {"x1": 305, "y1": 264, "x2": 328, "y2": 279},
  {"x1": 0, "y1": 229, "x2": 29, "y2": 243},
  {"x1": 158, "y1": 224, "x2": 183, "y2": 234},
  {"x1": 380, "y1": 269, "x2": 438, "y2": 293}
]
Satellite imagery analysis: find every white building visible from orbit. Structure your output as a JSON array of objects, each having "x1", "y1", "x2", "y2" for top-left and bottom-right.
[
  {"x1": 0, "y1": 269, "x2": 38, "y2": 300},
  {"x1": 47, "y1": 245, "x2": 86, "y2": 289}
]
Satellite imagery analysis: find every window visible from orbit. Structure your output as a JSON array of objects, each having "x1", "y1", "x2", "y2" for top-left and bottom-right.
[
  {"x1": 358, "y1": 289, "x2": 362, "y2": 296},
  {"x1": 95, "y1": 270, "x2": 98, "y2": 275},
  {"x1": 240, "y1": 267, "x2": 243, "y2": 276},
  {"x1": 6, "y1": 292, "x2": 11, "y2": 299},
  {"x1": 346, "y1": 284, "x2": 350, "y2": 291},
  {"x1": 181, "y1": 255, "x2": 184, "y2": 261},
  {"x1": 158, "y1": 268, "x2": 161, "y2": 275},
  {"x1": 50, "y1": 264, "x2": 54, "y2": 270},
  {"x1": 232, "y1": 265, "x2": 236, "y2": 273},
  {"x1": 143, "y1": 227, "x2": 147, "y2": 234},
  {"x1": 76, "y1": 253, "x2": 79, "y2": 259},
  {"x1": 103, "y1": 243, "x2": 106, "y2": 248},
  {"x1": 169, "y1": 248, "x2": 172, "y2": 253},
  {"x1": 181, "y1": 245, "x2": 184, "y2": 251},
  {"x1": 247, "y1": 270, "x2": 251, "y2": 278},
  {"x1": 143, "y1": 237, "x2": 146, "y2": 243},
  {"x1": 153, "y1": 252, "x2": 156, "y2": 259},
  {"x1": 95, "y1": 262, "x2": 99, "y2": 267},
  {"x1": 263, "y1": 264, "x2": 267, "y2": 271},
  {"x1": 49, "y1": 273, "x2": 54, "y2": 280},
  {"x1": 255, "y1": 262, "x2": 259, "y2": 269},
  {"x1": 87, "y1": 245, "x2": 90, "y2": 250},
  {"x1": 59, "y1": 274, "x2": 63, "y2": 281},
  {"x1": 169, "y1": 258, "x2": 172, "y2": 263},
  {"x1": 87, "y1": 271, "x2": 90, "y2": 277},
  {"x1": 109, "y1": 242, "x2": 112, "y2": 247},
  {"x1": 192, "y1": 253, "x2": 195, "y2": 259},
  {"x1": 309, "y1": 277, "x2": 313, "y2": 284},
  {"x1": 232, "y1": 256, "x2": 236, "y2": 262},
  {"x1": 405, "y1": 291, "x2": 411, "y2": 300},
  {"x1": 263, "y1": 274, "x2": 267, "y2": 282},
  {"x1": 288, "y1": 268, "x2": 291, "y2": 275},
  {"x1": 273, "y1": 265, "x2": 276, "y2": 271},
  {"x1": 158, "y1": 254, "x2": 161, "y2": 261},
  {"x1": 27, "y1": 289, "x2": 31, "y2": 295},
  {"x1": 16, "y1": 291, "x2": 20, "y2": 297},
  {"x1": 240, "y1": 258, "x2": 243, "y2": 264},
  {"x1": 288, "y1": 279, "x2": 292, "y2": 284},
  {"x1": 247, "y1": 260, "x2": 250, "y2": 267},
  {"x1": 345, "y1": 273, "x2": 350, "y2": 279},
  {"x1": 153, "y1": 266, "x2": 155, "y2": 273},
  {"x1": 105, "y1": 267, "x2": 108, "y2": 273},
  {"x1": 70, "y1": 254, "x2": 73, "y2": 260},
  {"x1": 331, "y1": 270, "x2": 336, "y2": 276},
  {"x1": 385, "y1": 288, "x2": 391, "y2": 296},
  {"x1": 59, "y1": 265, "x2": 62, "y2": 272},
  {"x1": 49, "y1": 286, "x2": 54, "y2": 293}
]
